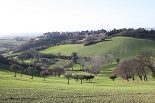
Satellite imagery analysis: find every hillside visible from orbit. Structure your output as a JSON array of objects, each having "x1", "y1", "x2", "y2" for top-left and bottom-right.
[
  {"x1": 14, "y1": 28, "x2": 155, "y2": 53},
  {"x1": 0, "y1": 37, "x2": 30, "y2": 53},
  {"x1": 1, "y1": 62, "x2": 155, "y2": 102},
  {"x1": 40, "y1": 36, "x2": 155, "y2": 58},
  {"x1": 2, "y1": 36, "x2": 155, "y2": 102}
]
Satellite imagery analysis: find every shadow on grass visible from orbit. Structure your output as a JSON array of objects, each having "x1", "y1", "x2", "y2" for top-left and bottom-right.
[{"x1": 0, "y1": 97, "x2": 36, "y2": 102}]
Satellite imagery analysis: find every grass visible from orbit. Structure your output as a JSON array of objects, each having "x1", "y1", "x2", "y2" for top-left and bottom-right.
[
  {"x1": 1, "y1": 63, "x2": 155, "y2": 102},
  {"x1": 1, "y1": 36, "x2": 155, "y2": 102},
  {"x1": 0, "y1": 37, "x2": 30, "y2": 51},
  {"x1": 40, "y1": 37, "x2": 155, "y2": 59},
  {"x1": 40, "y1": 44, "x2": 84, "y2": 56}
]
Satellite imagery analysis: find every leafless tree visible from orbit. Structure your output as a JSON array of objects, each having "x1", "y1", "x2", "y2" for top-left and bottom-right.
[
  {"x1": 114, "y1": 57, "x2": 150, "y2": 81},
  {"x1": 133, "y1": 58, "x2": 150, "y2": 81},
  {"x1": 138, "y1": 50, "x2": 155, "y2": 77},
  {"x1": 84, "y1": 56, "x2": 105, "y2": 75},
  {"x1": 106, "y1": 54, "x2": 114, "y2": 64},
  {"x1": 114, "y1": 59, "x2": 135, "y2": 81}
]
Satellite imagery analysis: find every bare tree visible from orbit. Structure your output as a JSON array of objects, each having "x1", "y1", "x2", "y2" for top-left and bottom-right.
[
  {"x1": 106, "y1": 54, "x2": 114, "y2": 64},
  {"x1": 114, "y1": 57, "x2": 150, "y2": 81},
  {"x1": 132, "y1": 58, "x2": 149, "y2": 81},
  {"x1": 114, "y1": 59, "x2": 135, "y2": 81},
  {"x1": 138, "y1": 50, "x2": 155, "y2": 77},
  {"x1": 84, "y1": 56, "x2": 105, "y2": 75}
]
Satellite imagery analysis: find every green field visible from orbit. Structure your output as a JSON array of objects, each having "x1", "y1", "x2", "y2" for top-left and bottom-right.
[
  {"x1": 1, "y1": 63, "x2": 155, "y2": 102},
  {"x1": 0, "y1": 37, "x2": 30, "y2": 51},
  {"x1": 40, "y1": 37, "x2": 155, "y2": 59},
  {"x1": 1, "y1": 36, "x2": 155, "y2": 102}
]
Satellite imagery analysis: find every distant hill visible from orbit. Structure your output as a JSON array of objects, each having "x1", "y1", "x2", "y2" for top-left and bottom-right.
[
  {"x1": 40, "y1": 37, "x2": 155, "y2": 59},
  {"x1": 14, "y1": 30, "x2": 107, "y2": 52},
  {"x1": 0, "y1": 33, "x2": 43, "y2": 39},
  {"x1": 0, "y1": 37, "x2": 31, "y2": 53},
  {"x1": 13, "y1": 28, "x2": 155, "y2": 53}
]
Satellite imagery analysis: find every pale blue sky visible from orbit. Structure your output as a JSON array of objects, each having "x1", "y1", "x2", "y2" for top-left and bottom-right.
[{"x1": 0, "y1": 0, "x2": 155, "y2": 35}]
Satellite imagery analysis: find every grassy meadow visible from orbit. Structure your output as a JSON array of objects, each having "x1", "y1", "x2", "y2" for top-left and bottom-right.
[
  {"x1": 1, "y1": 36, "x2": 155, "y2": 102},
  {"x1": 40, "y1": 37, "x2": 155, "y2": 59},
  {"x1": 1, "y1": 63, "x2": 155, "y2": 102}
]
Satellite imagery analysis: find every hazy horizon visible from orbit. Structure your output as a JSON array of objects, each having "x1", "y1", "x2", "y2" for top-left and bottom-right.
[
  {"x1": 0, "y1": 32, "x2": 44, "y2": 38},
  {"x1": 0, "y1": 0, "x2": 155, "y2": 36}
]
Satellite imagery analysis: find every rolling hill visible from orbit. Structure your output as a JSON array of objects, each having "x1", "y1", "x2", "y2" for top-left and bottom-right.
[
  {"x1": 1, "y1": 36, "x2": 155, "y2": 102},
  {"x1": 1, "y1": 62, "x2": 155, "y2": 102},
  {"x1": 0, "y1": 37, "x2": 31, "y2": 52},
  {"x1": 40, "y1": 36, "x2": 155, "y2": 59}
]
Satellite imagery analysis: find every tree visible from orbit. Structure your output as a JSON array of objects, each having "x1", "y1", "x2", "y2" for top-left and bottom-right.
[
  {"x1": 130, "y1": 58, "x2": 149, "y2": 81},
  {"x1": 49, "y1": 66, "x2": 65, "y2": 77},
  {"x1": 106, "y1": 54, "x2": 114, "y2": 64},
  {"x1": 72, "y1": 74, "x2": 95, "y2": 84},
  {"x1": 63, "y1": 61, "x2": 74, "y2": 70},
  {"x1": 64, "y1": 73, "x2": 72, "y2": 84},
  {"x1": 71, "y1": 52, "x2": 78, "y2": 63},
  {"x1": 40, "y1": 69, "x2": 49, "y2": 81},
  {"x1": 114, "y1": 57, "x2": 150, "y2": 81},
  {"x1": 109, "y1": 76, "x2": 117, "y2": 81},
  {"x1": 19, "y1": 66, "x2": 24, "y2": 78},
  {"x1": 114, "y1": 59, "x2": 134, "y2": 81},
  {"x1": 10, "y1": 64, "x2": 20, "y2": 77},
  {"x1": 116, "y1": 58, "x2": 120, "y2": 64},
  {"x1": 29, "y1": 49, "x2": 39, "y2": 59},
  {"x1": 84, "y1": 56, "x2": 105, "y2": 75},
  {"x1": 138, "y1": 50, "x2": 155, "y2": 77},
  {"x1": 79, "y1": 75, "x2": 85, "y2": 84},
  {"x1": 57, "y1": 67, "x2": 65, "y2": 77},
  {"x1": 77, "y1": 58, "x2": 86, "y2": 70},
  {"x1": 27, "y1": 67, "x2": 37, "y2": 79}
]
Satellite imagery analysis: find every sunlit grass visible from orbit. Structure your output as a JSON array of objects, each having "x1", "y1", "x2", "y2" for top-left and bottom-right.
[
  {"x1": 40, "y1": 37, "x2": 155, "y2": 59},
  {"x1": 1, "y1": 62, "x2": 155, "y2": 102},
  {"x1": 40, "y1": 44, "x2": 84, "y2": 56}
]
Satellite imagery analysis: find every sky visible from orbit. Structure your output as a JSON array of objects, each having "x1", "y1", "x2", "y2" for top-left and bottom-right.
[{"x1": 0, "y1": 0, "x2": 155, "y2": 36}]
